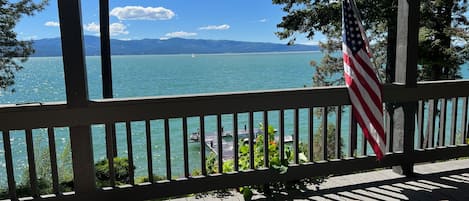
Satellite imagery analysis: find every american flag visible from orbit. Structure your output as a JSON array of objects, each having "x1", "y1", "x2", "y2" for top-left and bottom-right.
[{"x1": 342, "y1": 0, "x2": 386, "y2": 160}]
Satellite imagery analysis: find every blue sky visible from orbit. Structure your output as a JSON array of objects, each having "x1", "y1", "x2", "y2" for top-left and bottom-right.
[{"x1": 15, "y1": 0, "x2": 324, "y2": 45}]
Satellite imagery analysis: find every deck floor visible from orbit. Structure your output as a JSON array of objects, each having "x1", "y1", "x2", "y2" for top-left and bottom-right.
[{"x1": 173, "y1": 158, "x2": 469, "y2": 201}]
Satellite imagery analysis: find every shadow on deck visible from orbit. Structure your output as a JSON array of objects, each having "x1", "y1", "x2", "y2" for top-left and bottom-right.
[{"x1": 179, "y1": 159, "x2": 469, "y2": 201}]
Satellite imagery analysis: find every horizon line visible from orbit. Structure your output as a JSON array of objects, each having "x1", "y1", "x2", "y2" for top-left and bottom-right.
[{"x1": 32, "y1": 35, "x2": 319, "y2": 46}]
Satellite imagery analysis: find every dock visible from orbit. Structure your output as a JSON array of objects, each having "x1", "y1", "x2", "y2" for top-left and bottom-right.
[{"x1": 190, "y1": 129, "x2": 293, "y2": 161}]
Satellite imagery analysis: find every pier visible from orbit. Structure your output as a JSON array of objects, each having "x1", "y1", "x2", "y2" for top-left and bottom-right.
[{"x1": 190, "y1": 128, "x2": 293, "y2": 161}]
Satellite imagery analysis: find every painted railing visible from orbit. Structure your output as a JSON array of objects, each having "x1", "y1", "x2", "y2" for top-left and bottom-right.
[
  {"x1": 1, "y1": 80, "x2": 468, "y2": 200},
  {"x1": 1, "y1": 0, "x2": 468, "y2": 200}
]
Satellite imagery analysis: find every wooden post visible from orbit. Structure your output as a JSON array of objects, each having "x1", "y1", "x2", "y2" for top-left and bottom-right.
[
  {"x1": 392, "y1": 0, "x2": 419, "y2": 176},
  {"x1": 100, "y1": 1, "x2": 118, "y2": 186},
  {"x1": 58, "y1": 0, "x2": 96, "y2": 194},
  {"x1": 99, "y1": 0, "x2": 113, "y2": 100}
]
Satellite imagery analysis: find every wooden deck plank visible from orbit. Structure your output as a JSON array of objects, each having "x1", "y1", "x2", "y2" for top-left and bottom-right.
[{"x1": 171, "y1": 159, "x2": 469, "y2": 201}]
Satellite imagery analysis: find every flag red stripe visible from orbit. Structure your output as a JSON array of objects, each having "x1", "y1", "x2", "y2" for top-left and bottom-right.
[
  {"x1": 351, "y1": 107, "x2": 385, "y2": 159},
  {"x1": 343, "y1": 52, "x2": 383, "y2": 111},
  {"x1": 343, "y1": 55, "x2": 384, "y2": 123},
  {"x1": 355, "y1": 51, "x2": 382, "y2": 88},
  {"x1": 343, "y1": 48, "x2": 382, "y2": 98},
  {"x1": 344, "y1": 73, "x2": 385, "y2": 140},
  {"x1": 344, "y1": 59, "x2": 383, "y2": 124},
  {"x1": 354, "y1": 52, "x2": 383, "y2": 98},
  {"x1": 346, "y1": 79, "x2": 386, "y2": 157}
]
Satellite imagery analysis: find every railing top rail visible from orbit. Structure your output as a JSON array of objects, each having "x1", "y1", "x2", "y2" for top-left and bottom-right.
[
  {"x1": 1, "y1": 80, "x2": 468, "y2": 130},
  {"x1": 2, "y1": 79, "x2": 468, "y2": 109}
]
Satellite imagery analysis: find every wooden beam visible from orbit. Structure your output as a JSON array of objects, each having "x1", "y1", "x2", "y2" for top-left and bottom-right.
[
  {"x1": 392, "y1": 0, "x2": 420, "y2": 176},
  {"x1": 395, "y1": 0, "x2": 419, "y2": 87},
  {"x1": 58, "y1": 1, "x2": 89, "y2": 106},
  {"x1": 58, "y1": 0, "x2": 96, "y2": 194},
  {"x1": 99, "y1": 0, "x2": 113, "y2": 99},
  {"x1": 99, "y1": 0, "x2": 118, "y2": 158}
]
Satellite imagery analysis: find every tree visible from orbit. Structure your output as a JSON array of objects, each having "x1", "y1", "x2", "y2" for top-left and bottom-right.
[
  {"x1": 0, "y1": 0, "x2": 48, "y2": 91},
  {"x1": 418, "y1": 0, "x2": 469, "y2": 81},
  {"x1": 273, "y1": 0, "x2": 468, "y2": 85},
  {"x1": 418, "y1": 0, "x2": 468, "y2": 147},
  {"x1": 273, "y1": 0, "x2": 398, "y2": 86},
  {"x1": 273, "y1": 0, "x2": 469, "y2": 149}
]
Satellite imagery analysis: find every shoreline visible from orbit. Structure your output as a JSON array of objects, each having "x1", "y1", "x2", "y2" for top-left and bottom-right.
[{"x1": 29, "y1": 50, "x2": 322, "y2": 58}]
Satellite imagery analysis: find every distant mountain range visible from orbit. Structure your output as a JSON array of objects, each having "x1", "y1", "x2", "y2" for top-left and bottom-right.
[{"x1": 31, "y1": 36, "x2": 319, "y2": 57}]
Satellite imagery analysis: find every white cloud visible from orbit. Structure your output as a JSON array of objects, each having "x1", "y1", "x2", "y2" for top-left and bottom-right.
[
  {"x1": 258, "y1": 18, "x2": 267, "y2": 23},
  {"x1": 164, "y1": 31, "x2": 197, "y2": 38},
  {"x1": 110, "y1": 6, "x2": 175, "y2": 20},
  {"x1": 44, "y1": 21, "x2": 60, "y2": 27},
  {"x1": 83, "y1": 22, "x2": 129, "y2": 36},
  {"x1": 109, "y1": 23, "x2": 129, "y2": 36},
  {"x1": 83, "y1": 22, "x2": 100, "y2": 33},
  {"x1": 199, "y1": 24, "x2": 230, "y2": 30}
]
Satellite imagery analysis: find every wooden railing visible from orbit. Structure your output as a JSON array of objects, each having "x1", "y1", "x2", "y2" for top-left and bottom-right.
[
  {"x1": 1, "y1": 0, "x2": 468, "y2": 200},
  {"x1": 1, "y1": 80, "x2": 468, "y2": 200}
]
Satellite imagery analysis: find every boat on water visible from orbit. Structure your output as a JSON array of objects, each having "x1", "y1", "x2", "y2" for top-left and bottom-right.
[
  {"x1": 189, "y1": 130, "x2": 246, "y2": 142},
  {"x1": 189, "y1": 128, "x2": 275, "y2": 143}
]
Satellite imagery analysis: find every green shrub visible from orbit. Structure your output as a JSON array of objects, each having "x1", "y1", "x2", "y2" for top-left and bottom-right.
[
  {"x1": 95, "y1": 157, "x2": 134, "y2": 187},
  {"x1": 202, "y1": 124, "x2": 339, "y2": 200},
  {"x1": 135, "y1": 175, "x2": 167, "y2": 184}
]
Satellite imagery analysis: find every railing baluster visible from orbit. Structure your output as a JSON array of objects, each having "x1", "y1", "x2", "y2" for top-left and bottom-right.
[
  {"x1": 105, "y1": 123, "x2": 116, "y2": 186},
  {"x1": 145, "y1": 120, "x2": 154, "y2": 182},
  {"x1": 426, "y1": 99, "x2": 437, "y2": 148},
  {"x1": 385, "y1": 105, "x2": 391, "y2": 152},
  {"x1": 3, "y1": 130, "x2": 17, "y2": 199},
  {"x1": 164, "y1": 119, "x2": 171, "y2": 179},
  {"x1": 308, "y1": 108, "x2": 314, "y2": 162},
  {"x1": 182, "y1": 118, "x2": 189, "y2": 178},
  {"x1": 279, "y1": 110, "x2": 285, "y2": 162},
  {"x1": 417, "y1": 100, "x2": 425, "y2": 149},
  {"x1": 233, "y1": 113, "x2": 239, "y2": 171},
  {"x1": 126, "y1": 122, "x2": 135, "y2": 185},
  {"x1": 249, "y1": 112, "x2": 255, "y2": 169},
  {"x1": 385, "y1": 107, "x2": 394, "y2": 153},
  {"x1": 361, "y1": 129, "x2": 367, "y2": 156},
  {"x1": 294, "y1": 108, "x2": 300, "y2": 164},
  {"x1": 48, "y1": 127, "x2": 60, "y2": 194},
  {"x1": 462, "y1": 97, "x2": 468, "y2": 144},
  {"x1": 438, "y1": 99, "x2": 447, "y2": 147},
  {"x1": 200, "y1": 117, "x2": 207, "y2": 175},
  {"x1": 263, "y1": 111, "x2": 269, "y2": 167},
  {"x1": 321, "y1": 107, "x2": 327, "y2": 161},
  {"x1": 335, "y1": 106, "x2": 342, "y2": 159},
  {"x1": 360, "y1": 108, "x2": 367, "y2": 154},
  {"x1": 25, "y1": 129, "x2": 38, "y2": 197},
  {"x1": 349, "y1": 108, "x2": 357, "y2": 157},
  {"x1": 217, "y1": 114, "x2": 223, "y2": 173},
  {"x1": 450, "y1": 98, "x2": 458, "y2": 145},
  {"x1": 263, "y1": 111, "x2": 270, "y2": 193}
]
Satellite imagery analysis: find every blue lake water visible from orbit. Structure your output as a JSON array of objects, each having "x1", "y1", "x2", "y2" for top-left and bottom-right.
[{"x1": 0, "y1": 52, "x2": 468, "y2": 186}]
